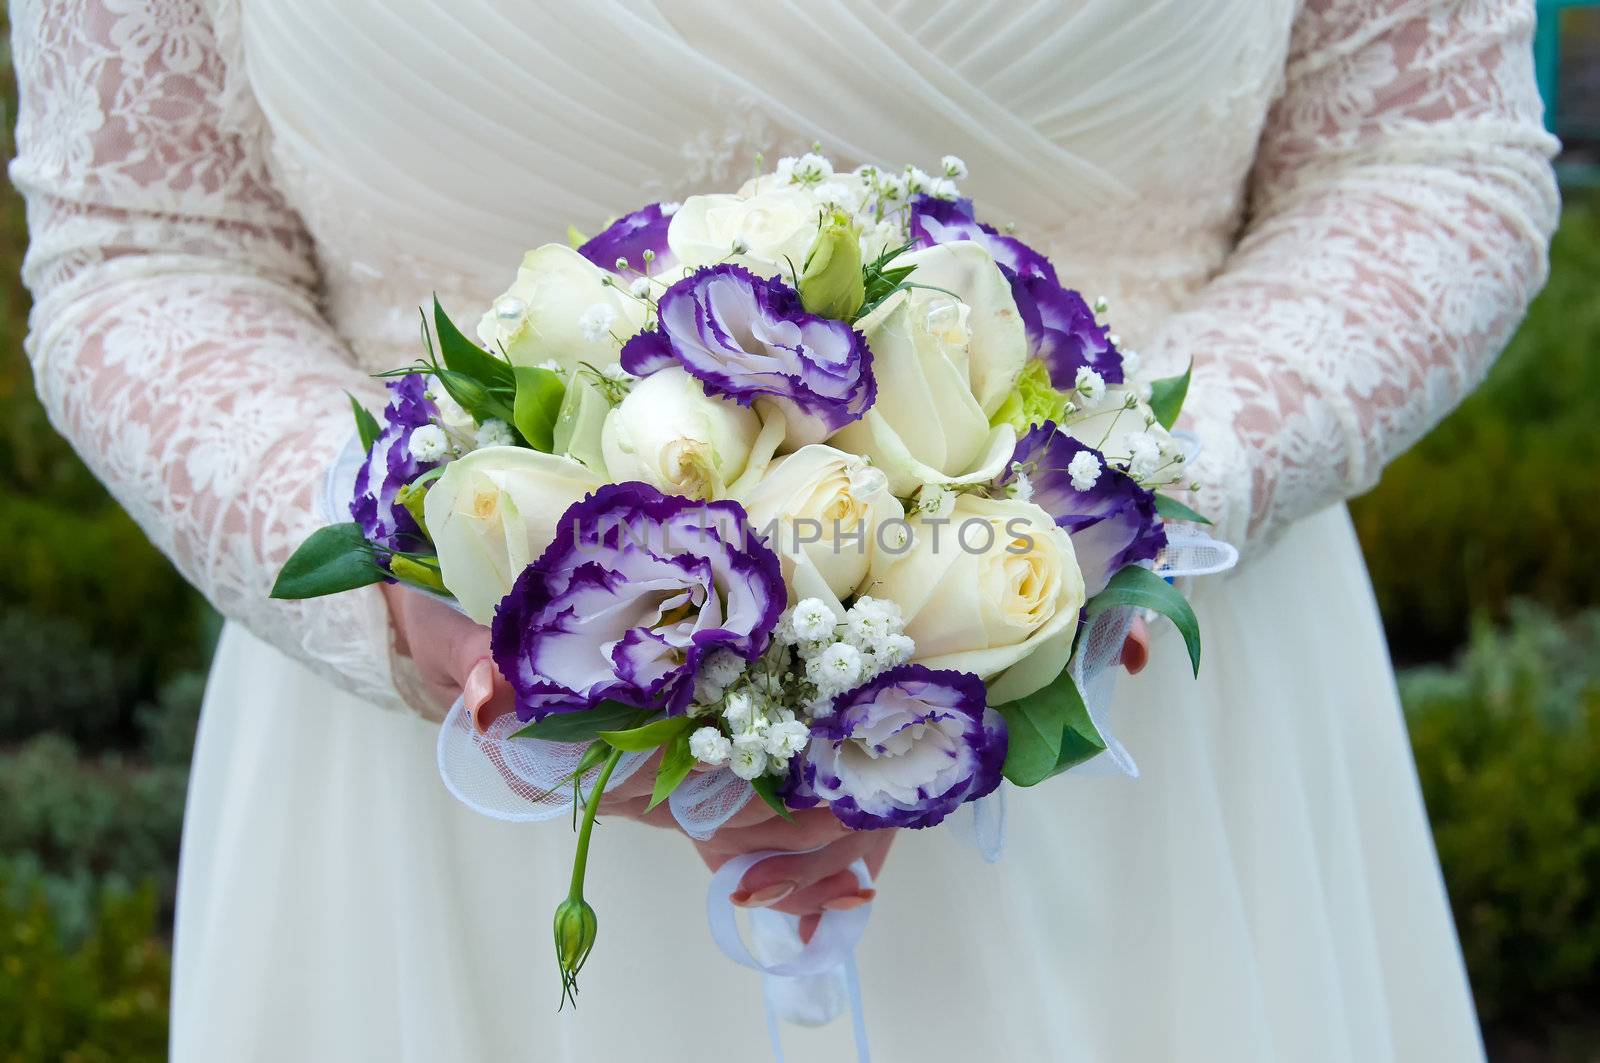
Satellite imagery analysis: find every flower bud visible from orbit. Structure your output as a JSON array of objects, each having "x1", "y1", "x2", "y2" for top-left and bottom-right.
[
  {"x1": 798, "y1": 212, "x2": 865, "y2": 321},
  {"x1": 388, "y1": 555, "x2": 446, "y2": 593},
  {"x1": 553, "y1": 895, "x2": 599, "y2": 1006}
]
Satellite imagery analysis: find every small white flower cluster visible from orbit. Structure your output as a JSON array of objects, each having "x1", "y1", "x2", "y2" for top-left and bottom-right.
[
  {"x1": 771, "y1": 151, "x2": 968, "y2": 253},
  {"x1": 685, "y1": 597, "x2": 915, "y2": 780},
  {"x1": 1073, "y1": 365, "x2": 1107, "y2": 409},
  {"x1": 577, "y1": 303, "x2": 618, "y2": 343}
]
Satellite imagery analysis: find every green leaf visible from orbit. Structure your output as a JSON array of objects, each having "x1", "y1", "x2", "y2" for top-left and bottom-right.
[
  {"x1": 749, "y1": 774, "x2": 796, "y2": 823},
  {"x1": 348, "y1": 393, "x2": 381, "y2": 451},
  {"x1": 1147, "y1": 361, "x2": 1191, "y2": 430},
  {"x1": 993, "y1": 664, "x2": 1107, "y2": 786},
  {"x1": 434, "y1": 368, "x2": 517, "y2": 427},
  {"x1": 512, "y1": 365, "x2": 567, "y2": 452},
  {"x1": 598, "y1": 714, "x2": 691, "y2": 752},
  {"x1": 270, "y1": 523, "x2": 385, "y2": 599},
  {"x1": 509, "y1": 701, "x2": 647, "y2": 744},
  {"x1": 1086, "y1": 565, "x2": 1202, "y2": 676},
  {"x1": 433, "y1": 295, "x2": 515, "y2": 391},
  {"x1": 992, "y1": 695, "x2": 1064, "y2": 786},
  {"x1": 1153, "y1": 493, "x2": 1212, "y2": 526},
  {"x1": 647, "y1": 733, "x2": 696, "y2": 811},
  {"x1": 566, "y1": 224, "x2": 589, "y2": 249}
]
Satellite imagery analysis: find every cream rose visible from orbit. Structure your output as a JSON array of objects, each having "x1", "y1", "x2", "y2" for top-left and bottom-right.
[
  {"x1": 827, "y1": 267, "x2": 1020, "y2": 495},
  {"x1": 600, "y1": 366, "x2": 762, "y2": 499},
  {"x1": 860, "y1": 494, "x2": 1085, "y2": 694},
  {"x1": 476, "y1": 244, "x2": 646, "y2": 370},
  {"x1": 738, "y1": 444, "x2": 905, "y2": 603},
  {"x1": 424, "y1": 447, "x2": 604, "y2": 625},
  {"x1": 667, "y1": 186, "x2": 820, "y2": 276}
]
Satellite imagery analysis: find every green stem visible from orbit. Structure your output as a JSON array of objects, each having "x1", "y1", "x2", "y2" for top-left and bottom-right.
[{"x1": 568, "y1": 745, "x2": 625, "y2": 900}]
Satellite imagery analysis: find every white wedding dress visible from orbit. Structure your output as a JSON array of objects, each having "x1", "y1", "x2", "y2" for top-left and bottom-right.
[{"x1": 10, "y1": 1, "x2": 1559, "y2": 1060}]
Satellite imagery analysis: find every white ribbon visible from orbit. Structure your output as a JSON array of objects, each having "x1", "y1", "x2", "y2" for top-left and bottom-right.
[{"x1": 707, "y1": 849, "x2": 875, "y2": 1063}]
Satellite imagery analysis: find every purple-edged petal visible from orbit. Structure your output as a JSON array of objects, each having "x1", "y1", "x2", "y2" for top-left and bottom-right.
[
  {"x1": 577, "y1": 203, "x2": 678, "y2": 273},
  {"x1": 907, "y1": 195, "x2": 1056, "y2": 282},
  {"x1": 350, "y1": 374, "x2": 440, "y2": 562},
  {"x1": 787, "y1": 665, "x2": 1006, "y2": 830},
  {"x1": 639, "y1": 265, "x2": 876, "y2": 443},
  {"x1": 1000, "y1": 422, "x2": 1165, "y2": 595},
  {"x1": 1009, "y1": 273, "x2": 1124, "y2": 390},
  {"x1": 490, "y1": 482, "x2": 785, "y2": 721}
]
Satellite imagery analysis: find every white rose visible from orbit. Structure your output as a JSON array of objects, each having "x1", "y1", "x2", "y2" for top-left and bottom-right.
[
  {"x1": 667, "y1": 187, "x2": 820, "y2": 276},
  {"x1": 738, "y1": 445, "x2": 905, "y2": 603},
  {"x1": 860, "y1": 494, "x2": 1085, "y2": 695},
  {"x1": 827, "y1": 280, "x2": 1018, "y2": 496},
  {"x1": 424, "y1": 447, "x2": 604, "y2": 625},
  {"x1": 476, "y1": 244, "x2": 647, "y2": 370},
  {"x1": 600, "y1": 366, "x2": 761, "y2": 499},
  {"x1": 889, "y1": 242, "x2": 1027, "y2": 416}
]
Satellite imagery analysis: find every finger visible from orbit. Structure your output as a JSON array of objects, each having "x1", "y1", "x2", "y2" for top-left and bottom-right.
[
  {"x1": 732, "y1": 824, "x2": 872, "y2": 898},
  {"x1": 699, "y1": 810, "x2": 853, "y2": 870},
  {"x1": 771, "y1": 869, "x2": 872, "y2": 916},
  {"x1": 1121, "y1": 616, "x2": 1150, "y2": 675}
]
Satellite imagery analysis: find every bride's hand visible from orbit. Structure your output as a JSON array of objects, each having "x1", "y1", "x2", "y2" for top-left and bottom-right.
[{"x1": 381, "y1": 582, "x2": 501, "y2": 722}]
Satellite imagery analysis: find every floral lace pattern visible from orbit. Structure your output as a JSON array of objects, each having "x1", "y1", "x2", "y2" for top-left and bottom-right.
[
  {"x1": 10, "y1": 0, "x2": 406, "y2": 709},
  {"x1": 1146, "y1": 0, "x2": 1560, "y2": 549},
  {"x1": 7, "y1": 0, "x2": 1557, "y2": 707}
]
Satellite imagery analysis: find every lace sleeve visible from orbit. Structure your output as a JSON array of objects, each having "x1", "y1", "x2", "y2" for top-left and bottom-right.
[
  {"x1": 1149, "y1": 0, "x2": 1560, "y2": 556},
  {"x1": 8, "y1": 0, "x2": 410, "y2": 710}
]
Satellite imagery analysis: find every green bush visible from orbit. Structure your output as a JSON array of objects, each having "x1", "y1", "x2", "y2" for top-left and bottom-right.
[
  {"x1": 0, "y1": 609, "x2": 122, "y2": 746},
  {"x1": 0, "y1": 877, "x2": 169, "y2": 1063},
  {"x1": 0, "y1": 736, "x2": 187, "y2": 940},
  {"x1": 1402, "y1": 603, "x2": 1600, "y2": 1038},
  {"x1": 1352, "y1": 195, "x2": 1600, "y2": 661}
]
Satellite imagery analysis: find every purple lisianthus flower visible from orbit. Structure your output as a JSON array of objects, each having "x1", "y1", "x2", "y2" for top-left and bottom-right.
[
  {"x1": 490, "y1": 482, "x2": 785, "y2": 721},
  {"x1": 620, "y1": 265, "x2": 875, "y2": 444},
  {"x1": 1001, "y1": 422, "x2": 1165, "y2": 596},
  {"x1": 577, "y1": 202, "x2": 677, "y2": 273},
  {"x1": 907, "y1": 194, "x2": 1056, "y2": 282},
  {"x1": 1010, "y1": 273, "x2": 1124, "y2": 391},
  {"x1": 787, "y1": 666, "x2": 1006, "y2": 830},
  {"x1": 350, "y1": 374, "x2": 439, "y2": 560}
]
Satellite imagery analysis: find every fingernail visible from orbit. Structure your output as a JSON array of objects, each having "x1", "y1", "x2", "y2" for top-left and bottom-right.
[
  {"x1": 1121, "y1": 619, "x2": 1150, "y2": 675},
  {"x1": 730, "y1": 882, "x2": 796, "y2": 908},
  {"x1": 464, "y1": 659, "x2": 495, "y2": 726},
  {"x1": 821, "y1": 890, "x2": 875, "y2": 911}
]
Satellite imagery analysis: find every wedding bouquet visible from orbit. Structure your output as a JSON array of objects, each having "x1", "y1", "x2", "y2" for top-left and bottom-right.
[{"x1": 274, "y1": 151, "x2": 1235, "y2": 1008}]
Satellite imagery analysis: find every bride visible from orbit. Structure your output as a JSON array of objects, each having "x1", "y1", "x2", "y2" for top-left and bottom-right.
[{"x1": 9, "y1": 1, "x2": 1557, "y2": 1060}]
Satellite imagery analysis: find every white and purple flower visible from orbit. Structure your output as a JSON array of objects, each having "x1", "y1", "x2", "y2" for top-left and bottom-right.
[
  {"x1": 909, "y1": 195, "x2": 1123, "y2": 391},
  {"x1": 907, "y1": 194, "x2": 1055, "y2": 282},
  {"x1": 787, "y1": 665, "x2": 1006, "y2": 830},
  {"x1": 620, "y1": 265, "x2": 875, "y2": 445},
  {"x1": 490, "y1": 482, "x2": 786, "y2": 721},
  {"x1": 577, "y1": 202, "x2": 677, "y2": 274},
  {"x1": 998, "y1": 422, "x2": 1165, "y2": 596},
  {"x1": 349, "y1": 374, "x2": 440, "y2": 561}
]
